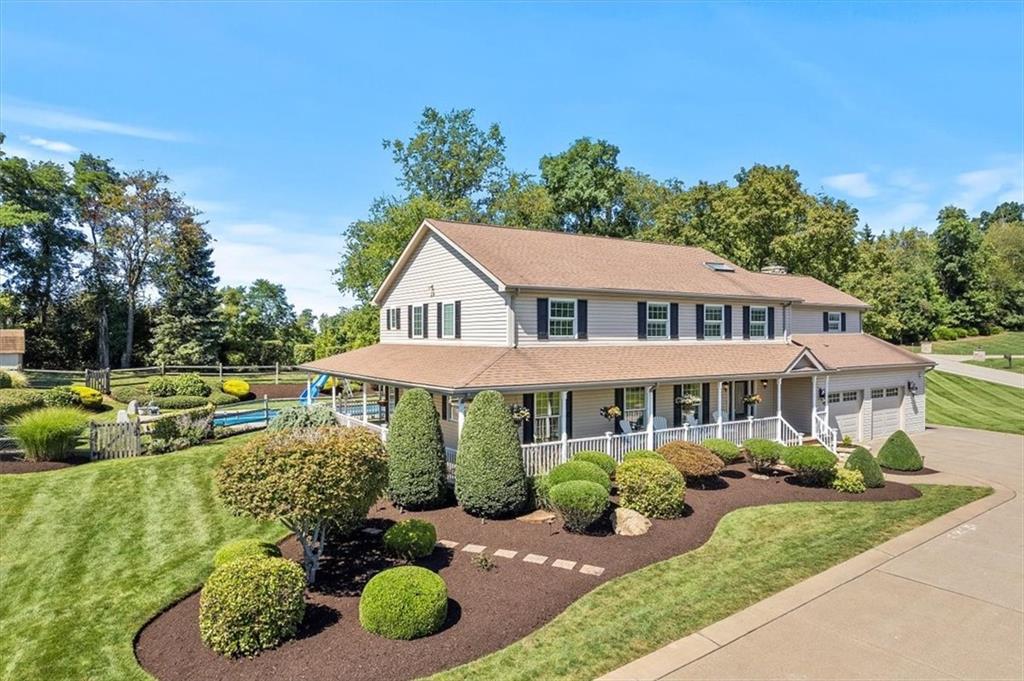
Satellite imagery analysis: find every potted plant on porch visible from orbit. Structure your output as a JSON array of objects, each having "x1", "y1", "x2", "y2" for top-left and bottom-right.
[
  {"x1": 742, "y1": 393, "x2": 762, "y2": 416},
  {"x1": 674, "y1": 394, "x2": 701, "y2": 417}
]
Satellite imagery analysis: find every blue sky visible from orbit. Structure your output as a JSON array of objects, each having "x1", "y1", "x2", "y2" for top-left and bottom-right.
[{"x1": 2, "y1": 1, "x2": 1022, "y2": 315}]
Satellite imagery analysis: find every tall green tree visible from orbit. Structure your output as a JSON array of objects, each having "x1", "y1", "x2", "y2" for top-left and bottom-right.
[
  {"x1": 982, "y1": 217, "x2": 1024, "y2": 328},
  {"x1": 220, "y1": 279, "x2": 298, "y2": 364},
  {"x1": 149, "y1": 218, "x2": 222, "y2": 365},
  {"x1": 539, "y1": 138, "x2": 629, "y2": 235},
  {"x1": 933, "y1": 206, "x2": 995, "y2": 328},
  {"x1": 485, "y1": 172, "x2": 560, "y2": 230},
  {"x1": 977, "y1": 201, "x2": 1023, "y2": 231}
]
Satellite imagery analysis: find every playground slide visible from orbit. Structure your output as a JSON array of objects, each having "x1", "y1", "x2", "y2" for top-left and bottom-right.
[{"x1": 298, "y1": 374, "x2": 330, "y2": 404}]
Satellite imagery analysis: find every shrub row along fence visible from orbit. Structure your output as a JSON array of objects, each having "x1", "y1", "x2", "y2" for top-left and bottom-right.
[{"x1": 25, "y1": 364, "x2": 310, "y2": 394}]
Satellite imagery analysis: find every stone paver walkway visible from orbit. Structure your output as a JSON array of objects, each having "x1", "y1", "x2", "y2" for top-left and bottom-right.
[
  {"x1": 930, "y1": 354, "x2": 1024, "y2": 388},
  {"x1": 434, "y1": 539, "x2": 605, "y2": 576},
  {"x1": 603, "y1": 425, "x2": 1023, "y2": 681}
]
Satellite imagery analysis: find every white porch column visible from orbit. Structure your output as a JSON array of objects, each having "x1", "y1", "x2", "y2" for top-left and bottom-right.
[
  {"x1": 331, "y1": 381, "x2": 337, "y2": 412},
  {"x1": 716, "y1": 381, "x2": 723, "y2": 438},
  {"x1": 824, "y1": 375, "x2": 831, "y2": 426},
  {"x1": 560, "y1": 390, "x2": 569, "y2": 460},
  {"x1": 776, "y1": 377, "x2": 783, "y2": 440},
  {"x1": 361, "y1": 382, "x2": 368, "y2": 423},
  {"x1": 811, "y1": 375, "x2": 818, "y2": 438},
  {"x1": 645, "y1": 385, "x2": 655, "y2": 449},
  {"x1": 456, "y1": 398, "x2": 466, "y2": 443},
  {"x1": 305, "y1": 374, "x2": 312, "y2": 407}
]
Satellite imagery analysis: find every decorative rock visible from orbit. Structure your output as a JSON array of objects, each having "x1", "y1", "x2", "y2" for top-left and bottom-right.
[
  {"x1": 517, "y1": 509, "x2": 557, "y2": 524},
  {"x1": 752, "y1": 473, "x2": 770, "y2": 480},
  {"x1": 612, "y1": 508, "x2": 651, "y2": 537}
]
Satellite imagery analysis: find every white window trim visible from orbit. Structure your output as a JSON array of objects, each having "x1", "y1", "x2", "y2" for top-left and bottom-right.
[
  {"x1": 548, "y1": 298, "x2": 577, "y2": 339},
  {"x1": 646, "y1": 301, "x2": 669, "y2": 339},
  {"x1": 441, "y1": 301, "x2": 456, "y2": 339},
  {"x1": 842, "y1": 390, "x2": 859, "y2": 402},
  {"x1": 827, "y1": 311, "x2": 842, "y2": 333},
  {"x1": 704, "y1": 304, "x2": 725, "y2": 340},
  {"x1": 533, "y1": 391, "x2": 562, "y2": 442},
  {"x1": 412, "y1": 306, "x2": 425, "y2": 339},
  {"x1": 827, "y1": 392, "x2": 841, "y2": 404},
  {"x1": 749, "y1": 305, "x2": 768, "y2": 340},
  {"x1": 623, "y1": 386, "x2": 647, "y2": 427},
  {"x1": 444, "y1": 397, "x2": 459, "y2": 422}
]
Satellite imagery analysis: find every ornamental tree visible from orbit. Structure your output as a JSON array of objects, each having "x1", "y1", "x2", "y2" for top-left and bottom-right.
[{"x1": 216, "y1": 426, "x2": 388, "y2": 583}]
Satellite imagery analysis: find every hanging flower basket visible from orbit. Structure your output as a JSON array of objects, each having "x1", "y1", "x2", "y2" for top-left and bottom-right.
[
  {"x1": 508, "y1": 404, "x2": 531, "y2": 425},
  {"x1": 599, "y1": 405, "x2": 622, "y2": 421},
  {"x1": 674, "y1": 394, "x2": 701, "y2": 413},
  {"x1": 742, "y1": 394, "x2": 763, "y2": 406}
]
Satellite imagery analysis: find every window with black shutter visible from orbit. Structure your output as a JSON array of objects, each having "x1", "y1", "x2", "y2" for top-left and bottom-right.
[
  {"x1": 577, "y1": 300, "x2": 588, "y2": 339},
  {"x1": 537, "y1": 298, "x2": 549, "y2": 340},
  {"x1": 637, "y1": 301, "x2": 647, "y2": 339}
]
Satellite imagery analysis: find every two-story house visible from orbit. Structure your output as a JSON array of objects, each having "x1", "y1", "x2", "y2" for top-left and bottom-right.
[{"x1": 303, "y1": 219, "x2": 932, "y2": 470}]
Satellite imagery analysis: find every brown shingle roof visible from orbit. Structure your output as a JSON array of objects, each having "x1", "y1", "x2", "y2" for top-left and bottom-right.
[
  {"x1": 792, "y1": 334, "x2": 934, "y2": 370},
  {"x1": 0, "y1": 329, "x2": 25, "y2": 354},
  {"x1": 303, "y1": 342, "x2": 814, "y2": 392},
  {"x1": 426, "y1": 219, "x2": 867, "y2": 307}
]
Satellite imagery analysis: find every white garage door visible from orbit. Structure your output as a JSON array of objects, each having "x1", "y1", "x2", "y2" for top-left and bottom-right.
[
  {"x1": 828, "y1": 390, "x2": 862, "y2": 441},
  {"x1": 870, "y1": 387, "x2": 901, "y2": 439}
]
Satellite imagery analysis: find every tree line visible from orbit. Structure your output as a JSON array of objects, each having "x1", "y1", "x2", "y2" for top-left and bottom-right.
[
  {"x1": 337, "y1": 107, "x2": 1024, "y2": 344},
  {"x1": 0, "y1": 135, "x2": 367, "y2": 369}
]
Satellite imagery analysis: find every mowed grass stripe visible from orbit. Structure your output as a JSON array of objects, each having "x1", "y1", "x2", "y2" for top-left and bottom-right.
[{"x1": 926, "y1": 371, "x2": 1024, "y2": 435}]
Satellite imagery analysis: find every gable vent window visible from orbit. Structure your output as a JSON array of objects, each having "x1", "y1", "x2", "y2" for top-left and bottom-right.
[{"x1": 704, "y1": 262, "x2": 735, "y2": 272}]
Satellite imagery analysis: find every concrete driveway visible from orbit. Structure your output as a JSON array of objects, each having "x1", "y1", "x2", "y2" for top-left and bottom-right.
[
  {"x1": 603, "y1": 426, "x2": 1023, "y2": 681},
  {"x1": 929, "y1": 354, "x2": 1024, "y2": 389}
]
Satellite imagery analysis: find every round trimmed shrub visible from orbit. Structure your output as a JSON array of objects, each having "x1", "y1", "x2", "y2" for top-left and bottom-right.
[
  {"x1": 832, "y1": 468, "x2": 867, "y2": 493},
  {"x1": 617, "y1": 458, "x2": 686, "y2": 518},
  {"x1": 9, "y1": 407, "x2": 88, "y2": 461},
  {"x1": 151, "y1": 394, "x2": 210, "y2": 410},
  {"x1": 548, "y1": 480, "x2": 608, "y2": 533},
  {"x1": 199, "y1": 556, "x2": 306, "y2": 656},
  {"x1": 744, "y1": 438, "x2": 785, "y2": 473},
  {"x1": 221, "y1": 378, "x2": 251, "y2": 398},
  {"x1": 783, "y1": 445, "x2": 838, "y2": 485},
  {"x1": 0, "y1": 389, "x2": 45, "y2": 423},
  {"x1": 877, "y1": 430, "x2": 923, "y2": 471},
  {"x1": 547, "y1": 460, "x2": 611, "y2": 492},
  {"x1": 387, "y1": 388, "x2": 447, "y2": 509},
  {"x1": 147, "y1": 375, "x2": 178, "y2": 397},
  {"x1": 43, "y1": 386, "x2": 81, "y2": 408},
  {"x1": 110, "y1": 385, "x2": 148, "y2": 405},
  {"x1": 623, "y1": 449, "x2": 665, "y2": 463},
  {"x1": 268, "y1": 404, "x2": 337, "y2": 431},
  {"x1": 359, "y1": 566, "x2": 448, "y2": 640},
  {"x1": 844, "y1": 446, "x2": 885, "y2": 488},
  {"x1": 207, "y1": 390, "x2": 241, "y2": 406},
  {"x1": 571, "y1": 450, "x2": 617, "y2": 478},
  {"x1": 213, "y1": 539, "x2": 283, "y2": 568},
  {"x1": 657, "y1": 441, "x2": 724, "y2": 480},
  {"x1": 173, "y1": 373, "x2": 212, "y2": 397},
  {"x1": 383, "y1": 519, "x2": 437, "y2": 559},
  {"x1": 69, "y1": 385, "x2": 103, "y2": 410},
  {"x1": 454, "y1": 390, "x2": 528, "y2": 518},
  {"x1": 702, "y1": 438, "x2": 743, "y2": 464},
  {"x1": 0, "y1": 371, "x2": 10, "y2": 389}
]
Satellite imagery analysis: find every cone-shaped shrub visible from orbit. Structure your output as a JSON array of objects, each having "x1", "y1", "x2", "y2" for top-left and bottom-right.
[
  {"x1": 387, "y1": 388, "x2": 448, "y2": 509},
  {"x1": 844, "y1": 446, "x2": 885, "y2": 488},
  {"x1": 454, "y1": 390, "x2": 528, "y2": 518},
  {"x1": 877, "y1": 430, "x2": 923, "y2": 471}
]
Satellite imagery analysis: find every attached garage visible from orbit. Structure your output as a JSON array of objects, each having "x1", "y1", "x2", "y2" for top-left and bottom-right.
[
  {"x1": 869, "y1": 386, "x2": 902, "y2": 440},
  {"x1": 827, "y1": 389, "x2": 862, "y2": 441}
]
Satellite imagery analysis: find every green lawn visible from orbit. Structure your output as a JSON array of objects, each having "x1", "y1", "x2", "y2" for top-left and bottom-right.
[
  {"x1": 0, "y1": 437, "x2": 285, "y2": 681},
  {"x1": 965, "y1": 357, "x2": 1024, "y2": 375},
  {"x1": 926, "y1": 371, "x2": 1024, "y2": 435},
  {"x1": 910, "y1": 330, "x2": 1024, "y2": 356},
  {"x1": 430, "y1": 485, "x2": 989, "y2": 681}
]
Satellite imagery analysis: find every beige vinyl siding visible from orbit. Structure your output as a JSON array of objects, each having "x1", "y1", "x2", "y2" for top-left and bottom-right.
[
  {"x1": 515, "y1": 293, "x2": 785, "y2": 346},
  {"x1": 379, "y1": 232, "x2": 508, "y2": 345},
  {"x1": 781, "y1": 376, "x2": 814, "y2": 434},
  {"x1": 825, "y1": 368, "x2": 927, "y2": 440},
  {"x1": 790, "y1": 305, "x2": 862, "y2": 334}
]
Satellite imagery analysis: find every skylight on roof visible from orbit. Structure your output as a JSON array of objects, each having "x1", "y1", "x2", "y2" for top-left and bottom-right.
[{"x1": 704, "y1": 262, "x2": 735, "y2": 272}]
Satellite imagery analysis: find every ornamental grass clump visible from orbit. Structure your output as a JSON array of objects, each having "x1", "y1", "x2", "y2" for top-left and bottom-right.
[
  {"x1": 199, "y1": 556, "x2": 306, "y2": 656},
  {"x1": 877, "y1": 430, "x2": 924, "y2": 471},
  {"x1": 359, "y1": 566, "x2": 448, "y2": 640},
  {"x1": 386, "y1": 388, "x2": 448, "y2": 509},
  {"x1": 383, "y1": 519, "x2": 437, "y2": 560},
  {"x1": 216, "y1": 426, "x2": 388, "y2": 583},
  {"x1": 844, "y1": 446, "x2": 885, "y2": 488},
  {"x1": 454, "y1": 390, "x2": 528, "y2": 518},
  {"x1": 702, "y1": 438, "x2": 743, "y2": 464},
  {"x1": 616, "y1": 458, "x2": 686, "y2": 519},
  {"x1": 213, "y1": 539, "x2": 282, "y2": 568},
  {"x1": 743, "y1": 438, "x2": 785, "y2": 473},
  {"x1": 547, "y1": 460, "x2": 612, "y2": 492},
  {"x1": 783, "y1": 445, "x2": 838, "y2": 486},
  {"x1": 657, "y1": 441, "x2": 724, "y2": 480},
  {"x1": 571, "y1": 450, "x2": 617, "y2": 478},
  {"x1": 10, "y1": 407, "x2": 88, "y2": 461},
  {"x1": 548, "y1": 480, "x2": 609, "y2": 533}
]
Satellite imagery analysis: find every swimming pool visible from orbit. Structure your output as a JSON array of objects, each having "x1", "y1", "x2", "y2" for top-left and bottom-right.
[{"x1": 214, "y1": 409, "x2": 279, "y2": 427}]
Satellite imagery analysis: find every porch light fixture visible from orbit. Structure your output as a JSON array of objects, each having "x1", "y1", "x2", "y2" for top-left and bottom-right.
[
  {"x1": 907, "y1": 380, "x2": 918, "y2": 393},
  {"x1": 817, "y1": 388, "x2": 826, "y2": 400},
  {"x1": 761, "y1": 379, "x2": 768, "y2": 389}
]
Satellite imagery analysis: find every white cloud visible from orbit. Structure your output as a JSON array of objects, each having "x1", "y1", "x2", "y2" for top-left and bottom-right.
[
  {"x1": 863, "y1": 201, "x2": 930, "y2": 230},
  {"x1": 3, "y1": 100, "x2": 187, "y2": 142},
  {"x1": 887, "y1": 170, "x2": 930, "y2": 195},
  {"x1": 953, "y1": 161, "x2": 1024, "y2": 212},
  {"x1": 823, "y1": 172, "x2": 878, "y2": 198},
  {"x1": 23, "y1": 136, "x2": 77, "y2": 154}
]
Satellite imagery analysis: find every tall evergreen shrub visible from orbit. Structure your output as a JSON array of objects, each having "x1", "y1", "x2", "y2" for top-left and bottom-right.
[
  {"x1": 387, "y1": 388, "x2": 448, "y2": 509},
  {"x1": 454, "y1": 390, "x2": 528, "y2": 517}
]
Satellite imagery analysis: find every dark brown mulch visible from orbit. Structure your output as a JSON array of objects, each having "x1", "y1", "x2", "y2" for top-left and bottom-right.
[
  {"x1": 135, "y1": 466, "x2": 920, "y2": 681},
  {"x1": 883, "y1": 466, "x2": 940, "y2": 476},
  {"x1": 0, "y1": 454, "x2": 90, "y2": 475},
  {"x1": 246, "y1": 383, "x2": 307, "y2": 400}
]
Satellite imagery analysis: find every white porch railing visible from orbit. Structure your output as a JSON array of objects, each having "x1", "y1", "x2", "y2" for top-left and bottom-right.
[
  {"x1": 812, "y1": 412, "x2": 838, "y2": 454},
  {"x1": 335, "y1": 411, "x2": 389, "y2": 442}
]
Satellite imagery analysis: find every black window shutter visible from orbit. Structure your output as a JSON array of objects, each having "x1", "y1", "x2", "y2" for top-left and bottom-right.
[
  {"x1": 650, "y1": 387, "x2": 656, "y2": 418},
  {"x1": 768, "y1": 307, "x2": 775, "y2": 339},
  {"x1": 407, "y1": 306, "x2": 412, "y2": 338},
  {"x1": 565, "y1": 391, "x2": 573, "y2": 438},
  {"x1": 742, "y1": 305, "x2": 750, "y2": 339},
  {"x1": 637, "y1": 301, "x2": 647, "y2": 339},
  {"x1": 577, "y1": 300, "x2": 588, "y2": 339},
  {"x1": 841, "y1": 312, "x2": 847, "y2": 332},
  {"x1": 537, "y1": 298, "x2": 549, "y2": 340},
  {"x1": 385, "y1": 309, "x2": 391, "y2": 331},
  {"x1": 383, "y1": 386, "x2": 390, "y2": 422},
  {"x1": 696, "y1": 304, "x2": 705, "y2": 339},
  {"x1": 436, "y1": 303, "x2": 443, "y2": 338},
  {"x1": 670, "y1": 303, "x2": 679, "y2": 339},
  {"x1": 672, "y1": 384, "x2": 682, "y2": 427},
  {"x1": 701, "y1": 382, "x2": 711, "y2": 424},
  {"x1": 823, "y1": 311, "x2": 829, "y2": 332},
  {"x1": 394, "y1": 387, "x2": 400, "y2": 403},
  {"x1": 725, "y1": 305, "x2": 733, "y2": 339},
  {"x1": 741, "y1": 381, "x2": 750, "y2": 416},
  {"x1": 441, "y1": 394, "x2": 448, "y2": 419},
  {"x1": 522, "y1": 393, "x2": 535, "y2": 443},
  {"x1": 614, "y1": 388, "x2": 625, "y2": 434},
  {"x1": 395, "y1": 309, "x2": 400, "y2": 330},
  {"x1": 422, "y1": 303, "x2": 429, "y2": 337},
  {"x1": 454, "y1": 300, "x2": 462, "y2": 338}
]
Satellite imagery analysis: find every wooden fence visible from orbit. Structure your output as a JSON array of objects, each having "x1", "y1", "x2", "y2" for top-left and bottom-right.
[
  {"x1": 84, "y1": 368, "x2": 111, "y2": 394},
  {"x1": 89, "y1": 421, "x2": 142, "y2": 460}
]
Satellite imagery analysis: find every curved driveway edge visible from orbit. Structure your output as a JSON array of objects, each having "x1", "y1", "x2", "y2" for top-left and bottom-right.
[{"x1": 602, "y1": 426, "x2": 1023, "y2": 681}]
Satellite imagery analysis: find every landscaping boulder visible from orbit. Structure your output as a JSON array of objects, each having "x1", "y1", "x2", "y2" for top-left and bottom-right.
[
  {"x1": 517, "y1": 509, "x2": 556, "y2": 524},
  {"x1": 612, "y1": 507, "x2": 651, "y2": 536}
]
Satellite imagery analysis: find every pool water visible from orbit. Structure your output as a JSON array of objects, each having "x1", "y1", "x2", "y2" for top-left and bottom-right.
[{"x1": 214, "y1": 410, "x2": 279, "y2": 427}]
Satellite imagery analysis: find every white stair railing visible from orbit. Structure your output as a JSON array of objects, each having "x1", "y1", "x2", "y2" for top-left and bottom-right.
[{"x1": 813, "y1": 412, "x2": 838, "y2": 454}]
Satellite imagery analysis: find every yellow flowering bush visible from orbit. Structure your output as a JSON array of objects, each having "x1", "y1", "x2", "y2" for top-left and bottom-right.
[
  {"x1": 221, "y1": 379, "x2": 251, "y2": 398},
  {"x1": 69, "y1": 385, "x2": 104, "y2": 410}
]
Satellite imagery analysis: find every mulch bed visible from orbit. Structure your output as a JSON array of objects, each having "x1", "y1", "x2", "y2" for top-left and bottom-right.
[
  {"x1": 883, "y1": 466, "x2": 940, "y2": 476},
  {"x1": 0, "y1": 454, "x2": 89, "y2": 475},
  {"x1": 136, "y1": 465, "x2": 920, "y2": 681},
  {"x1": 245, "y1": 383, "x2": 308, "y2": 400}
]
